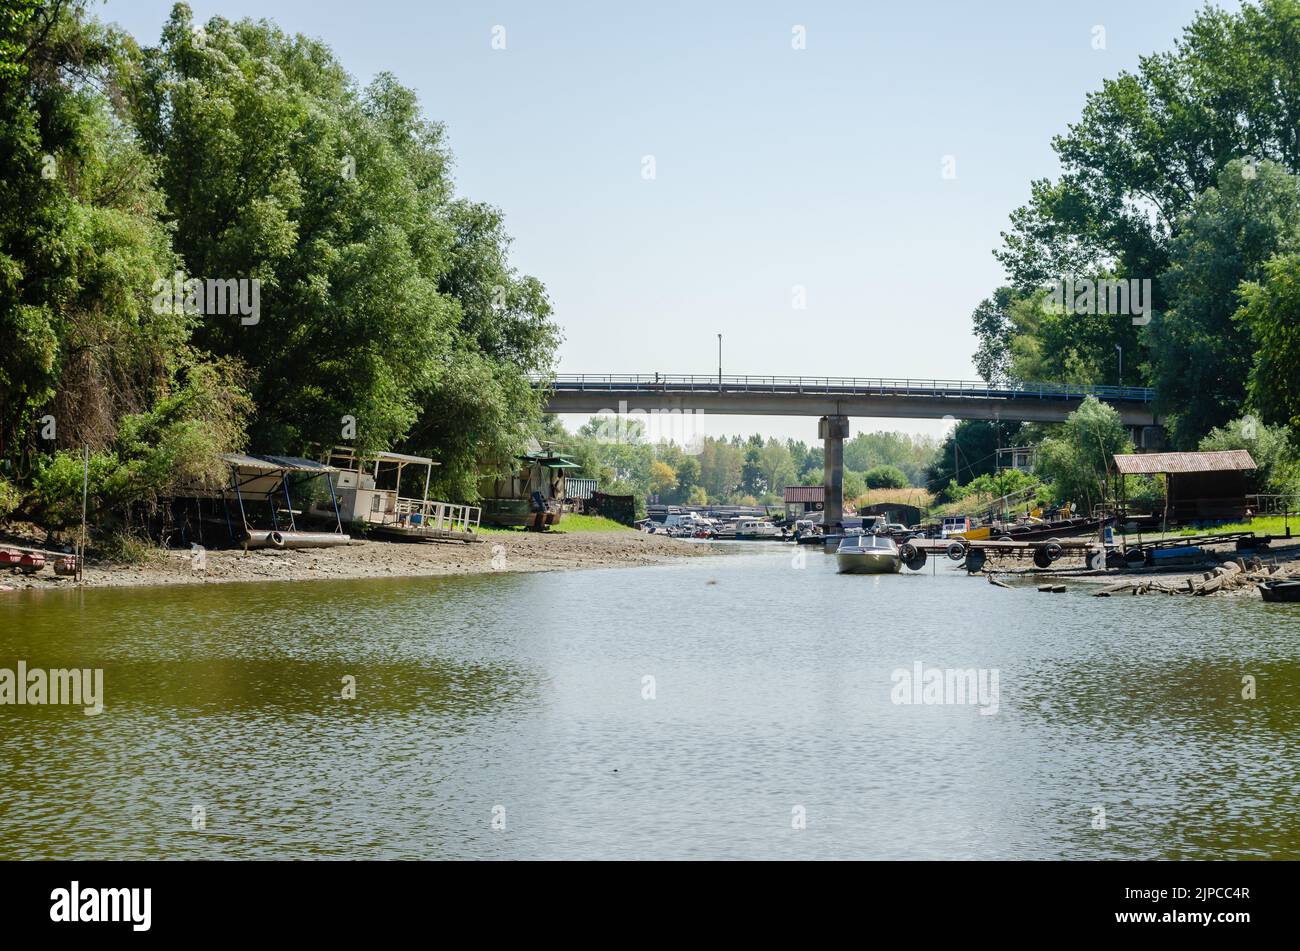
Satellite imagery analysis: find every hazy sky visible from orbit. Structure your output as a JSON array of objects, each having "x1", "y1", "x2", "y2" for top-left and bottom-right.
[{"x1": 100, "y1": 0, "x2": 1231, "y2": 445}]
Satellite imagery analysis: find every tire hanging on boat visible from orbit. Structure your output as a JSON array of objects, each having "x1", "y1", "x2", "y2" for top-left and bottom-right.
[
  {"x1": 901, "y1": 543, "x2": 927, "y2": 571},
  {"x1": 946, "y1": 541, "x2": 966, "y2": 561}
]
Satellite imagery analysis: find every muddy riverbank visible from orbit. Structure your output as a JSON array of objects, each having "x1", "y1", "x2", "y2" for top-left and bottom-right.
[{"x1": 0, "y1": 530, "x2": 727, "y2": 591}]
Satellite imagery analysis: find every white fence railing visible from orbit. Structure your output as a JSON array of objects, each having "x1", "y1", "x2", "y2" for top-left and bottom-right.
[{"x1": 394, "y1": 497, "x2": 482, "y2": 534}]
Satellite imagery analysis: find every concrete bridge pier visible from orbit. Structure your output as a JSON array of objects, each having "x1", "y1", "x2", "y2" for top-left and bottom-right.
[{"x1": 819, "y1": 414, "x2": 850, "y2": 529}]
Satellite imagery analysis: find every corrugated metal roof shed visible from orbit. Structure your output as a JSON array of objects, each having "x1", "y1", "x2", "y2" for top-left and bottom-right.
[
  {"x1": 1113, "y1": 450, "x2": 1256, "y2": 475},
  {"x1": 784, "y1": 485, "x2": 825, "y2": 503}
]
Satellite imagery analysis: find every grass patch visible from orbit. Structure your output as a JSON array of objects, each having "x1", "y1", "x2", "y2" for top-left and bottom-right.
[
  {"x1": 92, "y1": 530, "x2": 161, "y2": 566},
  {"x1": 1172, "y1": 515, "x2": 1296, "y2": 538},
  {"x1": 476, "y1": 514, "x2": 635, "y2": 535}
]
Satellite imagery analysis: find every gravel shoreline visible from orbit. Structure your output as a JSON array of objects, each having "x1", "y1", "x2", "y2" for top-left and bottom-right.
[{"x1": 1, "y1": 531, "x2": 728, "y2": 591}]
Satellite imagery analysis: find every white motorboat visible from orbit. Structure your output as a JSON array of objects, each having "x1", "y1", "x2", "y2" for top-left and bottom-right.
[
  {"x1": 835, "y1": 534, "x2": 902, "y2": 574},
  {"x1": 717, "y1": 517, "x2": 783, "y2": 540}
]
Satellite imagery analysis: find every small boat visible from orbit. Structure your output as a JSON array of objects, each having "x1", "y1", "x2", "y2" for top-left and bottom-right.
[
  {"x1": 717, "y1": 518, "x2": 783, "y2": 540},
  {"x1": 836, "y1": 534, "x2": 902, "y2": 574},
  {"x1": 17, "y1": 552, "x2": 45, "y2": 574},
  {"x1": 1259, "y1": 580, "x2": 1300, "y2": 603}
]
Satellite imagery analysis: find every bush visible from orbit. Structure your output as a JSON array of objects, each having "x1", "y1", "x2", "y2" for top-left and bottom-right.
[
  {"x1": 29, "y1": 355, "x2": 252, "y2": 529},
  {"x1": 863, "y1": 464, "x2": 909, "y2": 489},
  {"x1": 0, "y1": 477, "x2": 22, "y2": 519},
  {"x1": 948, "y1": 469, "x2": 1041, "y2": 503}
]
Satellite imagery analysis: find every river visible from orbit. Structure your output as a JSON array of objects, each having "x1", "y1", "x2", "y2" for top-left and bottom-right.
[{"x1": 2, "y1": 544, "x2": 1297, "y2": 859}]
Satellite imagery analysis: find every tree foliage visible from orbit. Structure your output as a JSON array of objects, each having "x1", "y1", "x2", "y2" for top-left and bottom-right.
[
  {"x1": 979, "y1": 0, "x2": 1300, "y2": 452},
  {"x1": 0, "y1": 1, "x2": 560, "y2": 530}
]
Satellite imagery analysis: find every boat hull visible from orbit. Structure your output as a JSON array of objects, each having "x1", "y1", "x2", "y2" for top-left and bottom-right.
[
  {"x1": 836, "y1": 550, "x2": 902, "y2": 574},
  {"x1": 1259, "y1": 581, "x2": 1300, "y2": 603}
]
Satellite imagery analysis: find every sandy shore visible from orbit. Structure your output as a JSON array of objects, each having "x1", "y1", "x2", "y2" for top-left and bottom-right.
[{"x1": 1, "y1": 531, "x2": 728, "y2": 591}]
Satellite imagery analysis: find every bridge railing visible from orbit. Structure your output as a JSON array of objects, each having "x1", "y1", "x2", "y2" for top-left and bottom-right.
[{"x1": 533, "y1": 374, "x2": 1156, "y2": 403}]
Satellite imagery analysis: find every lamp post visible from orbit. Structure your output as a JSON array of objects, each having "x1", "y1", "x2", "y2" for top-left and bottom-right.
[
  {"x1": 717, "y1": 333, "x2": 722, "y2": 388},
  {"x1": 1116, "y1": 343, "x2": 1123, "y2": 389}
]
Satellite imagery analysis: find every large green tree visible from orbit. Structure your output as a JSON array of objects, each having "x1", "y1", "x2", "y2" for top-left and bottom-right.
[
  {"x1": 131, "y1": 5, "x2": 558, "y2": 498},
  {"x1": 1152, "y1": 160, "x2": 1300, "y2": 445},
  {"x1": 1235, "y1": 253, "x2": 1300, "y2": 431},
  {"x1": 1035, "y1": 398, "x2": 1134, "y2": 513},
  {"x1": 0, "y1": 0, "x2": 242, "y2": 499},
  {"x1": 996, "y1": 0, "x2": 1300, "y2": 294}
]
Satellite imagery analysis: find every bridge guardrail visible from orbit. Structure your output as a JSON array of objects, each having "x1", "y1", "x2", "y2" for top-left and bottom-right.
[{"x1": 532, "y1": 374, "x2": 1156, "y2": 403}]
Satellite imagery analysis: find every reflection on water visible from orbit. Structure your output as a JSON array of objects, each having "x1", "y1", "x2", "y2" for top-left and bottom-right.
[{"x1": 1, "y1": 549, "x2": 1297, "y2": 859}]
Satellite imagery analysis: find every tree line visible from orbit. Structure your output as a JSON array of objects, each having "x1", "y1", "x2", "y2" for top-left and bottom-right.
[
  {"x1": 968, "y1": 0, "x2": 1300, "y2": 500},
  {"x1": 543, "y1": 417, "x2": 939, "y2": 512},
  {"x1": 0, "y1": 1, "x2": 558, "y2": 535}
]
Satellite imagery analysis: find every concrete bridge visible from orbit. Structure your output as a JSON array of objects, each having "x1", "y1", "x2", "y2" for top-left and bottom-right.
[{"x1": 538, "y1": 374, "x2": 1161, "y2": 527}]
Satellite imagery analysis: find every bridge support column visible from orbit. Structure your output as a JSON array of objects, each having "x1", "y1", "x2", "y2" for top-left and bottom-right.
[
  {"x1": 819, "y1": 414, "x2": 849, "y2": 529},
  {"x1": 1136, "y1": 424, "x2": 1166, "y2": 452}
]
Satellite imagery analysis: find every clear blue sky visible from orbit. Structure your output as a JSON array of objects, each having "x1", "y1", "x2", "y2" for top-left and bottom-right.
[{"x1": 100, "y1": 0, "x2": 1232, "y2": 444}]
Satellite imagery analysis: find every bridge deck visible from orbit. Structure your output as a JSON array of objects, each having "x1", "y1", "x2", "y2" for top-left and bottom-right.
[
  {"x1": 536, "y1": 374, "x2": 1159, "y2": 425},
  {"x1": 540, "y1": 373, "x2": 1154, "y2": 402}
]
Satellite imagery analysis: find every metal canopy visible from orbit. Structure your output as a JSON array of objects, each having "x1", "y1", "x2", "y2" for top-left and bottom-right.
[
  {"x1": 520, "y1": 451, "x2": 582, "y2": 469},
  {"x1": 221, "y1": 453, "x2": 340, "y2": 474}
]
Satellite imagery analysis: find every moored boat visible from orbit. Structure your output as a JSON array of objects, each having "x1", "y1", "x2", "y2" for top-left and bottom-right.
[
  {"x1": 835, "y1": 534, "x2": 902, "y2": 574},
  {"x1": 717, "y1": 517, "x2": 783, "y2": 540},
  {"x1": 1259, "y1": 579, "x2": 1300, "y2": 603}
]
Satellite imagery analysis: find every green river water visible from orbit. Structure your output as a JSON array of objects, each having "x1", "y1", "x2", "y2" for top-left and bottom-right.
[{"x1": 1, "y1": 544, "x2": 1297, "y2": 859}]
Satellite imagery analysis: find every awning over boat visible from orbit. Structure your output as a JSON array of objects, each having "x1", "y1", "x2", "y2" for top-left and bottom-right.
[
  {"x1": 221, "y1": 453, "x2": 340, "y2": 474},
  {"x1": 519, "y1": 452, "x2": 583, "y2": 469}
]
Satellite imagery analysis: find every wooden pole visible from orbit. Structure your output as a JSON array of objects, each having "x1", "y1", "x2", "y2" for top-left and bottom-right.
[{"x1": 78, "y1": 445, "x2": 89, "y2": 584}]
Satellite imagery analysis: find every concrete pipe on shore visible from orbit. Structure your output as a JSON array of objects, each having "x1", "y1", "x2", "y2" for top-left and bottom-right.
[{"x1": 241, "y1": 531, "x2": 352, "y2": 550}]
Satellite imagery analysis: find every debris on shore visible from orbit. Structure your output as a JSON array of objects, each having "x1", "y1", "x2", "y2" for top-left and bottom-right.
[{"x1": 1091, "y1": 558, "x2": 1299, "y2": 597}]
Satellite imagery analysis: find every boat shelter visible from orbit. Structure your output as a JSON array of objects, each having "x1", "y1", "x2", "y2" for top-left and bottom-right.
[
  {"x1": 1113, "y1": 450, "x2": 1257, "y2": 525},
  {"x1": 859, "y1": 501, "x2": 924, "y2": 527},
  {"x1": 783, "y1": 485, "x2": 825, "y2": 518},
  {"x1": 218, "y1": 453, "x2": 349, "y2": 548}
]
